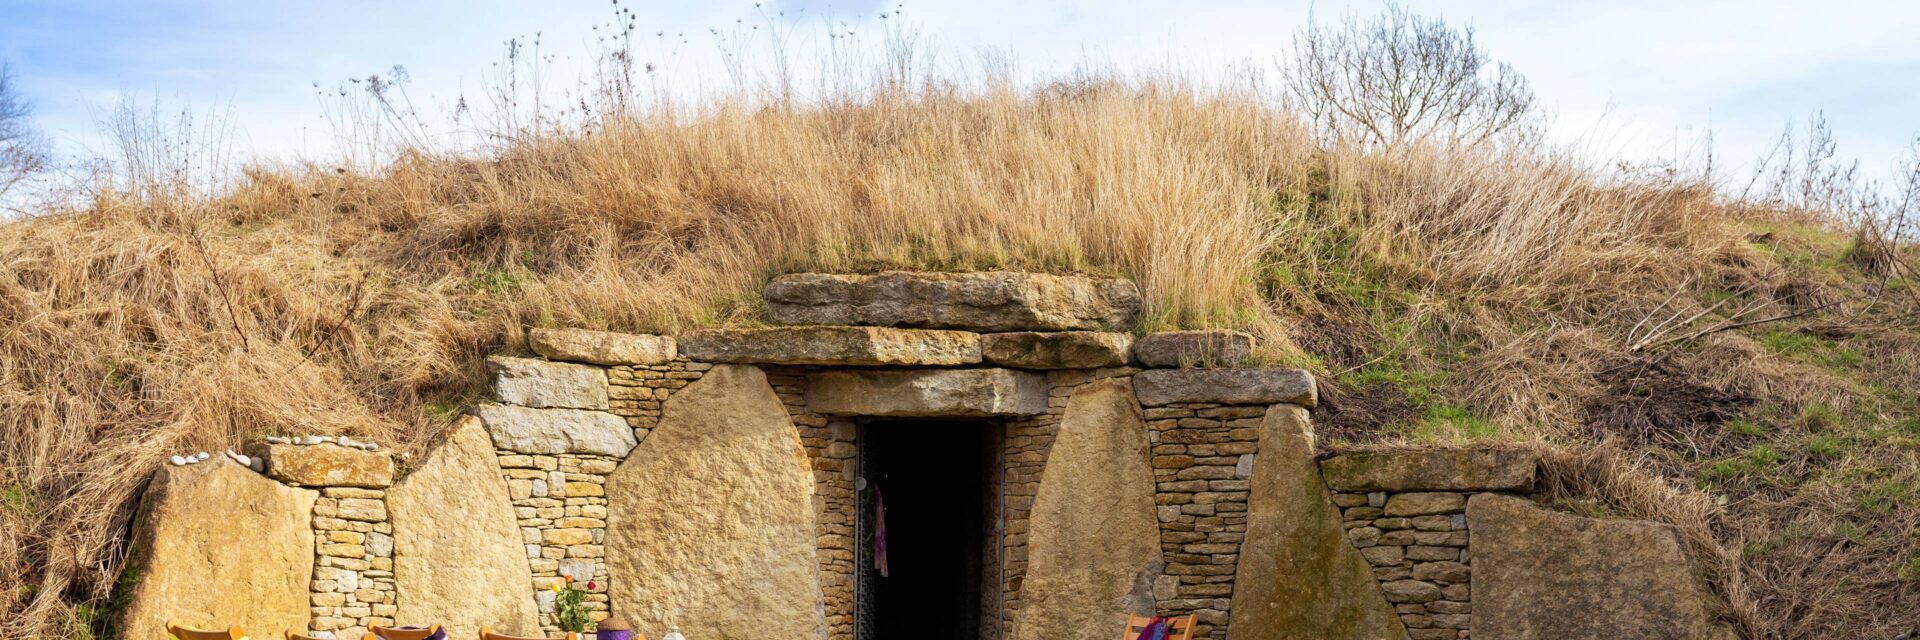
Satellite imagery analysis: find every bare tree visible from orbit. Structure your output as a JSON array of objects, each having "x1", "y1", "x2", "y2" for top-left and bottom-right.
[
  {"x1": 1284, "y1": 3, "x2": 1537, "y2": 148},
  {"x1": 2, "y1": 61, "x2": 49, "y2": 200}
]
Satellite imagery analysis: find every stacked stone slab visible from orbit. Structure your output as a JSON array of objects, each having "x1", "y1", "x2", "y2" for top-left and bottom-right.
[
  {"x1": 244, "y1": 441, "x2": 399, "y2": 639},
  {"x1": 1321, "y1": 449, "x2": 1540, "y2": 640},
  {"x1": 1141, "y1": 400, "x2": 1262, "y2": 639},
  {"x1": 475, "y1": 352, "x2": 643, "y2": 634}
]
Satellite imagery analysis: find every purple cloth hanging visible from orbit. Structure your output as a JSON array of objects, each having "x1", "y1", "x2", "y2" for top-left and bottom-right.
[{"x1": 875, "y1": 487, "x2": 890, "y2": 578}]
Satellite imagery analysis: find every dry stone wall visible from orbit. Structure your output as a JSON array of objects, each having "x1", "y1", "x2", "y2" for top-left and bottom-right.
[{"x1": 116, "y1": 273, "x2": 1737, "y2": 640}]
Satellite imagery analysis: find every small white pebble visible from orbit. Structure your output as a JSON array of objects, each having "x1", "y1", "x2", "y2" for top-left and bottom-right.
[
  {"x1": 299, "y1": 435, "x2": 323, "y2": 445},
  {"x1": 169, "y1": 455, "x2": 187, "y2": 466},
  {"x1": 195, "y1": 451, "x2": 210, "y2": 461},
  {"x1": 249, "y1": 457, "x2": 265, "y2": 472},
  {"x1": 317, "y1": 435, "x2": 336, "y2": 444},
  {"x1": 266, "y1": 436, "x2": 289, "y2": 444}
]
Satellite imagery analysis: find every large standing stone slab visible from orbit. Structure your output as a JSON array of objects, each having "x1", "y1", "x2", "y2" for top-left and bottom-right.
[
  {"x1": 390, "y1": 416, "x2": 540, "y2": 638},
  {"x1": 1134, "y1": 368, "x2": 1318, "y2": 408},
  {"x1": 1228, "y1": 405, "x2": 1408, "y2": 640},
  {"x1": 1013, "y1": 378, "x2": 1161, "y2": 640},
  {"x1": 805, "y1": 368, "x2": 1049, "y2": 417},
  {"x1": 472, "y1": 403, "x2": 636, "y2": 456},
  {"x1": 117, "y1": 461, "x2": 317, "y2": 640},
  {"x1": 981, "y1": 331, "x2": 1133, "y2": 369},
  {"x1": 1131, "y1": 330, "x2": 1255, "y2": 368},
  {"x1": 529, "y1": 328, "x2": 676, "y2": 366},
  {"x1": 1321, "y1": 449, "x2": 1537, "y2": 492},
  {"x1": 677, "y1": 326, "x2": 981, "y2": 366},
  {"x1": 489, "y1": 355, "x2": 610, "y2": 410},
  {"x1": 605, "y1": 365, "x2": 826, "y2": 639},
  {"x1": 764, "y1": 271, "x2": 1142, "y2": 331},
  {"x1": 242, "y1": 442, "x2": 395, "y2": 488},
  {"x1": 1468, "y1": 494, "x2": 1737, "y2": 640}
]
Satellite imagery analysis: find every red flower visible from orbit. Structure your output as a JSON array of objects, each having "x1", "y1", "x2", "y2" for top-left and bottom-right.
[{"x1": 587, "y1": 581, "x2": 597, "y2": 590}]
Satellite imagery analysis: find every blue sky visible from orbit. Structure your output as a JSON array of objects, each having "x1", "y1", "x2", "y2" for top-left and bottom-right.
[{"x1": 4, "y1": 0, "x2": 1919, "y2": 183}]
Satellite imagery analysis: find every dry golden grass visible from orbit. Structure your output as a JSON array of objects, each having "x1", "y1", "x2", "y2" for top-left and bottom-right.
[{"x1": 1, "y1": 76, "x2": 1915, "y2": 639}]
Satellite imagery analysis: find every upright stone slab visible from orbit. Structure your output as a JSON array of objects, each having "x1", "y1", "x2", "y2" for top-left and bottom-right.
[
  {"x1": 605, "y1": 365, "x2": 826, "y2": 639},
  {"x1": 117, "y1": 461, "x2": 317, "y2": 640},
  {"x1": 1468, "y1": 494, "x2": 1737, "y2": 640},
  {"x1": 806, "y1": 368, "x2": 1049, "y2": 417},
  {"x1": 1228, "y1": 405, "x2": 1408, "y2": 640},
  {"x1": 1013, "y1": 378, "x2": 1161, "y2": 640},
  {"x1": 389, "y1": 416, "x2": 540, "y2": 638},
  {"x1": 764, "y1": 271, "x2": 1142, "y2": 331}
]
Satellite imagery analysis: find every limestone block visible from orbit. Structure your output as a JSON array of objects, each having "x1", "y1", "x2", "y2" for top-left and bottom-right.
[
  {"x1": 1321, "y1": 449, "x2": 1537, "y2": 492},
  {"x1": 489, "y1": 355, "x2": 609, "y2": 410},
  {"x1": 1133, "y1": 368, "x2": 1318, "y2": 408},
  {"x1": 677, "y1": 326, "x2": 981, "y2": 366},
  {"x1": 763, "y1": 271, "x2": 1142, "y2": 331},
  {"x1": 1013, "y1": 378, "x2": 1161, "y2": 640},
  {"x1": 116, "y1": 462, "x2": 317, "y2": 640},
  {"x1": 1227, "y1": 404, "x2": 1408, "y2": 640},
  {"x1": 605, "y1": 365, "x2": 826, "y2": 640},
  {"x1": 472, "y1": 404, "x2": 637, "y2": 456},
  {"x1": 980, "y1": 331, "x2": 1133, "y2": 369},
  {"x1": 1468, "y1": 494, "x2": 1737, "y2": 640},
  {"x1": 529, "y1": 328, "x2": 676, "y2": 366},
  {"x1": 1131, "y1": 330, "x2": 1255, "y2": 368},
  {"x1": 1383, "y1": 493, "x2": 1466, "y2": 517},
  {"x1": 805, "y1": 368, "x2": 1048, "y2": 417},
  {"x1": 390, "y1": 416, "x2": 541, "y2": 638},
  {"x1": 243, "y1": 442, "x2": 394, "y2": 488}
]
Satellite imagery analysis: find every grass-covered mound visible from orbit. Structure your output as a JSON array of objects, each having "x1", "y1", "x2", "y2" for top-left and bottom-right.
[{"x1": 1, "y1": 79, "x2": 1915, "y2": 639}]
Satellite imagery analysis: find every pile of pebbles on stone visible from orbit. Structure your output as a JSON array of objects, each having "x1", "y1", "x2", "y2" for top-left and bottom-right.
[{"x1": 167, "y1": 434, "x2": 379, "y2": 472}]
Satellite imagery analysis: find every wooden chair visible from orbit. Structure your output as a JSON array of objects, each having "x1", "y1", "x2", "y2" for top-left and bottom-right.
[
  {"x1": 1122, "y1": 613, "x2": 1196, "y2": 640},
  {"x1": 166, "y1": 620, "x2": 246, "y2": 640},
  {"x1": 477, "y1": 629, "x2": 577, "y2": 640},
  {"x1": 364, "y1": 625, "x2": 443, "y2": 640},
  {"x1": 286, "y1": 631, "x2": 331, "y2": 640}
]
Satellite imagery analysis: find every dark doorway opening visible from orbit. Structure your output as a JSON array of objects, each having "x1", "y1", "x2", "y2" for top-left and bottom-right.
[{"x1": 856, "y1": 420, "x2": 1003, "y2": 640}]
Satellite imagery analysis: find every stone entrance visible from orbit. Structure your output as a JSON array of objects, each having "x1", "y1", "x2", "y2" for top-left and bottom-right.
[{"x1": 854, "y1": 420, "x2": 1004, "y2": 640}]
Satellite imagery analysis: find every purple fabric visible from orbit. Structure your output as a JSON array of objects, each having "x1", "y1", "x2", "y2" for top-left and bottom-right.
[
  {"x1": 1135, "y1": 617, "x2": 1169, "y2": 640},
  {"x1": 875, "y1": 487, "x2": 890, "y2": 578}
]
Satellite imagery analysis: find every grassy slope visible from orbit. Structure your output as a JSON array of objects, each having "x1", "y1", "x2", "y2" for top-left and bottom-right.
[{"x1": 1, "y1": 83, "x2": 1915, "y2": 639}]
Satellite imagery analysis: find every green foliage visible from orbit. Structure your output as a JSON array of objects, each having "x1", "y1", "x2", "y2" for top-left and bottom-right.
[
  {"x1": 466, "y1": 267, "x2": 523, "y2": 295},
  {"x1": 1726, "y1": 417, "x2": 1771, "y2": 437},
  {"x1": 1700, "y1": 445, "x2": 1783, "y2": 488},
  {"x1": 1760, "y1": 329, "x2": 1864, "y2": 371},
  {"x1": 1902, "y1": 555, "x2": 1920, "y2": 583},
  {"x1": 552, "y1": 578, "x2": 592, "y2": 633}
]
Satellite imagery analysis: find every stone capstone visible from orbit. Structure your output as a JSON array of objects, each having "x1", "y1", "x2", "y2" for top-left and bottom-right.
[
  {"x1": 471, "y1": 403, "x2": 636, "y2": 456},
  {"x1": 1321, "y1": 449, "x2": 1537, "y2": 492},
  {"x1": 116, "y1": 461, "x2": 317, "y2": 640},
  {"x1": 1467, "y1": 494, "x2": 1737, "y2": 640},
  {"x1": 805, "y1": 368, "x2": 1048, "y2": 417},
  {"x1": 528, "y1": 327, "x2": 677, "y2": 366},
  {"x1": 389, "y1": 416, "x2": 540, "y2": 638},
  {"x1": 677, "y1": 326, "x2": 981, "y2": 366},
  {"x1": 980, "y1": 331, "x2": 1133, "y2": 369},
  {"x1": 242, "y1": 442, "x2": 394, "y2": 488},
  {"x1": 605, "y1": 365, "x2": 826, "y2": 640},
  {"x1": 1013, "y1": 378, "x2": 1162, "y2": 640},
  {"x1": 1133, "y1": 368, "x2": 1318, "y2": 408},
  {"x1": 1131, "y1": 330, "x2": 1255, "y2": 368},
  {"x1": 763, "y1": 271, "x2": 1142, "y2": 331},
  {"x1": 1227, "y1": 404, "x2": 1409, "y2": 640},
  {"x1": 489, "y1": 355, "x2": 609, "y2": 410}
]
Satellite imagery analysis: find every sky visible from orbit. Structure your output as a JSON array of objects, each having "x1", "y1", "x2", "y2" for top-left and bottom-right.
[{"x1": 3, "y1": 0, "x2": 1919, "y2": 185}]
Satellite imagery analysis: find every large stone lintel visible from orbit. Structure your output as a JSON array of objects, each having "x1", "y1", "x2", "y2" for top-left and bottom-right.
[
  {"x1": 677, "y1": 326, "x2": 981, "y2": 366},
  {"x1": 1130, "y1": 329, "x2": 1255, "y2": 368},
  {"x1": 489, "y1": 355, "x2": 610, "y2": 410},
  {"x1": 763, "y1": 271, "x2": 1142, "y2": 331},
  {"x1": 1320, "y1": 449, "x2": 1538, "y2": 493},
  {"x1": 242, "y1": 442, "x2": 394, "y2": 488},
  {"x1": 981, "y1": 331, "x2": 1132, "y2": 369},
  {"x1": 1133, "y1": 368, "x2": 1317, "y2": 408},
  {"x1": 529, "y1": 328, "x2": 676, "y2": 366},
  {"x1": 471, "y1": 403, "x2": 637, "y2": 457},
  {"x1": 805, "y1": 368, "x2": 1048, "y2": 417}
]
